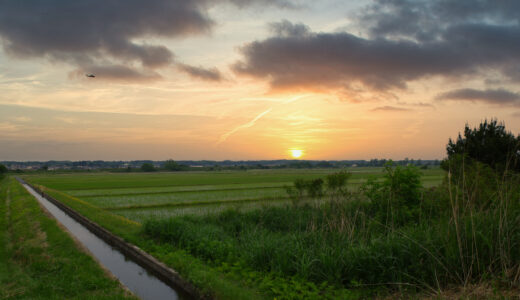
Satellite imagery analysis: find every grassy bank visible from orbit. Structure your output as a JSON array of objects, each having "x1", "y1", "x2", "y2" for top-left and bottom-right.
[{"x1": 0, "y1": 176, "x2": 136, "y2": 299}]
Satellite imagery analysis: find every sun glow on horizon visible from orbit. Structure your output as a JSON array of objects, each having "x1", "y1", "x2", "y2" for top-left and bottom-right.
[{"x1": 289, "y1": 149, "x2": 304, "y2": 159}]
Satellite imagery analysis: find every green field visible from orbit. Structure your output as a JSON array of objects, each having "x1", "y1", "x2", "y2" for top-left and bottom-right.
[
  {"x1": 27, "y1": 167, "x2": 444, "y2": 222},
  {"x1": 23, "y1": 166, "x2": 520, "y2": 299}
]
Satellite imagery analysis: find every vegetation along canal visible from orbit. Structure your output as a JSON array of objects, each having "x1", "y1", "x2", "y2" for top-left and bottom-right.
[{"x1": 21, "y1": 182, "x2": 191, "y2": 300}]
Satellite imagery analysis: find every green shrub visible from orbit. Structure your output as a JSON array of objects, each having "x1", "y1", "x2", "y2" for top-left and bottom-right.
[{"x1": 362, "y1": 162, "x2": 423, "y2": 226}]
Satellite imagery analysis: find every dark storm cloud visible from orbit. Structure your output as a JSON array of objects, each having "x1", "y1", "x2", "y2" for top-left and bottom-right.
[
  {"x1": 233, "y1": 24, "x2": 463, "y2": 90},
  {"x1": 0, "y1": 1, "x2": 211, "y2": 67},
  {"x1": 177, "y1": 63, "x2": 222, "y2": 81},
  {"x1": 0, "y1": 0, "x2": 293, "y2": 81},
  {"x1": 234, "y1": 1, "x2": 520, "y2": 93},
  {"x1": 358, "y1": 0, "x2": 520, "y2": 42},
  {"x1": 436, "y1": 88, "x2": 520, "y2": 105}
]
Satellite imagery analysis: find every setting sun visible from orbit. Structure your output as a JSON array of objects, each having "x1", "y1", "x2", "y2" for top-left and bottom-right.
[{"x1": 290, "y1": 149, "x2": 304, "y2": 159}]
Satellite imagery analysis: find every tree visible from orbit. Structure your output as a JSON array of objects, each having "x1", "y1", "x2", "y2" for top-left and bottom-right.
[
  {"x1": 141, "y1": 163, "x2": 156, "y2": 172},
  {"x1": 163, "y1": 159, "x2": 185, "y2": 171},
  {"x1": 0, "y1": 164, "x2": 7, "y2": 174},
  {"x1": 444, "y1": 119, "x2": 520, "y2": 173}
]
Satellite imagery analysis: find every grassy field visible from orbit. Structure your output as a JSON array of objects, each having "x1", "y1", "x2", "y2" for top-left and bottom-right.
[
  {"x1": 24, "y1": 165, "x2": 520, "y2": 298},
  {"x1": 0, "y1": 176, "x2": 136, "y2": 299},
  {"x1": 24, "y1": 165, "x2": 520, "y2": 299},
  {"x1": 19, "y1": 167, "x2": 452, "y2": 299},
  {"x1": 27, "y1": 167, "x2": 444, "y2": 222}
]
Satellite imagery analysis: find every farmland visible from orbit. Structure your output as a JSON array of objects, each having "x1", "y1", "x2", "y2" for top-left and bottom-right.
[
  {"x1": 27, "y1": 167, "x2": 444, "y2": 222},
  {"x1": 23, "y1": 164, "x2": 520, "y2": 299}
]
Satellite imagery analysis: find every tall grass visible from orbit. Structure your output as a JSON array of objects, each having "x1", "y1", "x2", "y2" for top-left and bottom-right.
[
  {"x1": 444, "y1": 158, "x2": 520, "y2": 288},
  {"x1": 143, "y1": 164, "x2": 519, "y2": 295}
]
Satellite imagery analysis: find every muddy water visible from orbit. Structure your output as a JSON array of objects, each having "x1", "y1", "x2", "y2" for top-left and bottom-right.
[{"x1": 22, "y1": 184, "x2": 190, "y2": 300}]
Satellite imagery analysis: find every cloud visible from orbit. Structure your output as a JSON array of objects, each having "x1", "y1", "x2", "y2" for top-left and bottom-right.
[
  {"x1": 357, "y1": 0, "x2": 520, "y2": 42},
  {"x1": 268, "y1": 19, "x2": 310, "y2": 37},
  {"x1": 370, "y1": 106, "x2": 410, "y2": 112},
  {"x1": 11, "y1": 116, "x2": 31, "y2": 122},
  {"x1": 0, "y1": 1, "x2": 210, "y2": 66},
  {"x1": 177, "y1": 63, "x2": 222, "y2": 81},
  {"x1": 0, "y1": 121, "x2": 18, "y2": 132},
  {"x1": 396, "y1": 102, "x2": 435, "y2": 109},
  {"x1": 225, "y1": 0, "x2": 299, "y2": 9},
  {"x1": 0, "y1": 0, "x2": 293, "y2": 81},
  {"x1": 234, "y1": 2, "x2": 520, "y2": 94},
  {"x1": 233, "y1": 25, "x2": 458, "y2": 91},
  {"x1": 436, "y1": 88, "x2": 520, "y2": 105}
]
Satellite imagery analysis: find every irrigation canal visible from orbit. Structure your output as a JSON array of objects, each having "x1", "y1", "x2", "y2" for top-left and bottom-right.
[{"x1": 21, "y1": 182, "x2": 192, "y2": 300}]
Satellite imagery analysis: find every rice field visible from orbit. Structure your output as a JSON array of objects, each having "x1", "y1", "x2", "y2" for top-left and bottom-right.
[{"x1": 27, "y1": 167, "x2": 444, "y2": 222}]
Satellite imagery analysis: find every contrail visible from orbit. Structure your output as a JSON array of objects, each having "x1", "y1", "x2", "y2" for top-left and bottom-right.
[
  {"x1": 216, "y1": 108, "x2": 272, "y2": 145},
  {"x1": 216, "y1": 94, "x2": 311, "y2": 145}
]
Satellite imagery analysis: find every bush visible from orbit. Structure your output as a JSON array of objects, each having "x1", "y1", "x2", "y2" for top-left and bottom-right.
[
  {"x1": 285, "y1": 171, "x2": 350, "y2": 207},
  {"x1": 362, "y1": 162, "x2": 423, "y2": 226},
  {"x1": 140, "y1": 163, "x2": 155, "y2": 172}
]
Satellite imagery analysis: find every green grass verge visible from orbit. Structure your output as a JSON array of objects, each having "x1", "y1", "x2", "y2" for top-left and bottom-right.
[
  {"x1": 0, "y1": 177, "x2": 137, "y2": 299},
  {"x1": 35, "y1": 185, "x2": 267, "y2": 299}
]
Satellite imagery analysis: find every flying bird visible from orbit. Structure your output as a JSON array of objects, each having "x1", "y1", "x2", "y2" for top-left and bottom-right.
[{"x1": 85, "y1": 74, "x2": 95, "y2": 78}]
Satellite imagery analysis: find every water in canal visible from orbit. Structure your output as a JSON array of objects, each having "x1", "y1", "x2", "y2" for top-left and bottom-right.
[{"x1": 23, "y1": 184, "x2": 190, "y2": 300}]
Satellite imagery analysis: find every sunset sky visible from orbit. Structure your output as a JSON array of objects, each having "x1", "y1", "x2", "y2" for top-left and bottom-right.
[{"x1": 1, "y1": 0, "x2": 519, "y2": 161}]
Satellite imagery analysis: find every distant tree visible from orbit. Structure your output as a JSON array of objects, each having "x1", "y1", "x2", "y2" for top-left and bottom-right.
[
  {"x1": 444, "y1": 119, "x2": 520, "y2": 173},
  {"x1": 141, "y1": 163, "x2": 156, "y2": 172},
  {"x1": 163, "y1": 159, "x2": 184, "y2": 171},
  {"x1": 316, "y1": 161, "x2": 334, "y2": 168},
  {"x1": 0, "y1": 164, "x2": 7, "y2": 174},
  {"x1": 41, "y1": 165, "x2": 48, "y2": 171},
  {"x1": 288, "y1": 161, "x2": 313, "y2": 169}
]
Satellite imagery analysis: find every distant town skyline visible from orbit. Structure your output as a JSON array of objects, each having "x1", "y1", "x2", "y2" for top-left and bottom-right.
[{"x1": 1, "y1": 1, "x2": 519, "y2": 160}]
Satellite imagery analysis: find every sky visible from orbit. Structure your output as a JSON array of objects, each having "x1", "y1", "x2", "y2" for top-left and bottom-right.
[{"x1": 1, "y1": 0, "x2": 520, "y2": 161}]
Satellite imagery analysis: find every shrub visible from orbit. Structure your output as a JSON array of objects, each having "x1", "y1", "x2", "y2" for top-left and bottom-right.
[
  {"x1": 325, "y1": 171, "x2": 351, "y2": 204},
  {"x1": 362, "y1": 162, "x2": 422, "y2": 226},
  {"x1": 140, "y1": 163, "x2": 155, "y2": 172}
]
